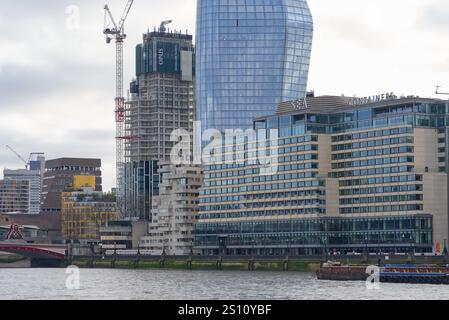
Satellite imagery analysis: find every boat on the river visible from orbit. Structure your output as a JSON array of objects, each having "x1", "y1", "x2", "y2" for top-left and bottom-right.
[{"x1": 317, "y1": 264, "x2": 449, "y2": 285}]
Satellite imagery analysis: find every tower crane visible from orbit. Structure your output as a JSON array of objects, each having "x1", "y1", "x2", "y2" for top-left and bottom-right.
[
  {"x1": 103, "y1": 0, "x2": 134, "y2": 214},
  {"x1": 5, "y1": 145, "x2": 29, "y2": 169},
  {"x1": 159, "y1": 20, "x2": 173, "y2": 32},
  {"x1": 5, "y1": 146, "x2": 45, "y2": 170}
]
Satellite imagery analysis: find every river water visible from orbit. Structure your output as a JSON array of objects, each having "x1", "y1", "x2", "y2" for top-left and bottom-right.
[{"x1": 0, "y1": 268, "x2": 448, "y2": 300}]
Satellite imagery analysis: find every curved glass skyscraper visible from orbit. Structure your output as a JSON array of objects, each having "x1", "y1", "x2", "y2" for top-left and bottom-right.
[{"x1": 196, "y1": 0, "x2": 313, "y2": 133}]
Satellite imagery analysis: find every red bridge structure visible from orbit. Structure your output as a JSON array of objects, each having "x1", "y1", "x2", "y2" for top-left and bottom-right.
[
  {"x1": 0, "y1": 242, "x2": 67, "y2": 267},
  {"x1": 0, "y1": 223, "x2": 67, "y2": 267}
]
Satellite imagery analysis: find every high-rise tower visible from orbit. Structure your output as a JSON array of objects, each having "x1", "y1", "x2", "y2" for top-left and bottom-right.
[
  {"x1": 124, "y1": 25, "x2": 195, "y2": 220},
  {"x1": 196, "y1": 0, "x2": 313, "y2": 133}
]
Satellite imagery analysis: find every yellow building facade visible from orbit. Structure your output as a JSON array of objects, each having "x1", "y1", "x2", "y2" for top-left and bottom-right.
[
  {"x1": 73, "y1": 175, "x2": 96, "y2": 189},
  {"x1": 61, "y1": 180, "x2": 117, "y2": 242}
]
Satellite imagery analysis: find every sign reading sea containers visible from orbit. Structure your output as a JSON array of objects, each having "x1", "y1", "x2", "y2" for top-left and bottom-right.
[{"x1": 156, "y1": 41, "x2": 180, "y2": 73}]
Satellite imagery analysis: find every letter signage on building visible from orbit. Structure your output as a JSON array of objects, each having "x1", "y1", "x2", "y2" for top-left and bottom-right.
[
  {"x1": 290, "y1": 99, "x2": 308, "y2": 111},
  {"x1": 349, "y1": 92, "x2": 397, "y2": 106},
  {"x1": 156, "y1": 41, "x2": 180, "y2": 73}
]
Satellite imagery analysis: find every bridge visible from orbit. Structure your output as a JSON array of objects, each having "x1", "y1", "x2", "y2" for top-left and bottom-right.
[
  {"x1": 0, "y1": 223, "x2": 67, "y2": 267},
  {"x1": 0, "y1": 242, "x2": 67, "y2": 267}
]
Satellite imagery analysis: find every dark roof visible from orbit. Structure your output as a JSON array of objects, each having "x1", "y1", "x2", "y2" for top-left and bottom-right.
[
  {"x1": 276, "y1": 96, "x2": 354, "y2": 115},
  {"x1": 45, "y1": 158, "x2": 101, "y2": 168},
  {"x1": 143, "y1": 31, "x2": 193, "y2": 42},
  {"x1": 265, "y1": 96, "x2": 447, "y2": 119}
]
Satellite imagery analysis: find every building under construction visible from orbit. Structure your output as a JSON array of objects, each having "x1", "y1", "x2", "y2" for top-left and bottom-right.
[{"x1": 123, "y1": 23, "x2": 195, "y2": 220}]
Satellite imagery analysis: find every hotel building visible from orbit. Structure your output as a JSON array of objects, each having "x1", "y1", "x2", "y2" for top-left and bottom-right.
[{"x1": 195, "y1": 95, "x2": 447, "y2": 255}]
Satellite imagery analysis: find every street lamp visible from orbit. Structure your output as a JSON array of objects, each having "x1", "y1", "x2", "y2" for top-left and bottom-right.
[
  {"x1": 401, "y1": 233, "x2": 406, "y2": 254},
  {"x1": 365, "y1": 236, "x2": 369, "y2": 258},
  {"x1": 323, "y1": 236, "x2": 328, "y2": 261},
  {"x1": 409, "y1": 234, "x2": 415, "y2": 257},
  {"x1": 162, "y1": 240, "x2": 167, "y2": 257},
  {"x1": 251, "y1": 239, "x2": 256, "y2": 257}
]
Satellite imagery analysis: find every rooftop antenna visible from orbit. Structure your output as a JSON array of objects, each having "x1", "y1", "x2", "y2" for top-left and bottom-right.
[{"x1": 435, "y1": 85, "x2": 449, "y2": 95}]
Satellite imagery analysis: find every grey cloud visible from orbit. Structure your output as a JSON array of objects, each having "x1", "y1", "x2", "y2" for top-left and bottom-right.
[
  {"x1": 320, "y1": 16, "x2": 394, "y2": 49},
  {"x1": 417, "y1": 0, "x2": 449, "y2": 30},
  {"x1": 0, "y1": 60, "x2": 112, "y2": 108}
]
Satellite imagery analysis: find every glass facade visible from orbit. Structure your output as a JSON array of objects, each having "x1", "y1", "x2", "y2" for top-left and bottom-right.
[
  {"x1": 195, "y1": 215, "x2": 433, "y2": 256},
  {"x1": 123, "y1": 160, "x2": 160, "y2": 221},
  {"x1": 196, "y1": 0, "x2": 313, "y2": 132},
  {"x1": 195, "y1": 97, "x2": 449, "y2": 255},
  {"x1": 256, "y1": 100, "x2": 449, "y2": 135}
]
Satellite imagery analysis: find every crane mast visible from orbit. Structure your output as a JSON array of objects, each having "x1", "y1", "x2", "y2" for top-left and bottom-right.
[{"x1": 103, "y1": 0, "x2": 134, "y2": 215}]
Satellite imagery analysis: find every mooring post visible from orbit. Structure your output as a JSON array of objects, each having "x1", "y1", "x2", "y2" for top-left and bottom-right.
[
  {"x1": 248, "y1": 257, "x2": 255, "y2": 271},
  {"x1": 187, "y1": 255, "x2": 193, "y2": 270},
  {"x1": 160, "y1": 256, "x2": 165, "y2": 268},
  {"x1": 283, "y1": 256, "x2": 289, "y2": 272},
  {"x1": 216, "y1": 256, "x2": 223, "y2": 270},
  {"x1": 134, "y1": 247, "x2": 141, "y2": 269}
]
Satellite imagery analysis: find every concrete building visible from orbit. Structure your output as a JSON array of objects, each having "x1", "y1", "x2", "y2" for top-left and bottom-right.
[
  {"x1": 195, "y1": 95, "x2": 449, "y2": 255},
  {"x1": 140, "y1": 163, "x2": 202, "y2": 255},
  {"x1": 0, "y1": 213, "x2": 63, "y2": 243},
  {"x1": 123, "y1": 26, "x2": 195, "y2": 219},
  {"x1": 3, "y1": 169, "x2": 42, "y2": 214},
  {"x1": 61, "y1": 176, "x2": 116, "y2": 243},
  {"x1": 99, "y1": 220, "x2": 148, "y2": 250},
  {"x1": 0, "y1": 180, "x2": 29, "y2": 214},
  {"x1": 196, "y1": 0, "x2": 314, "y2": 133},
  {"x1": 0, "y1": 224, "x2": 45, "y2": 242},
  {"x1": 41, "y1": 158, "x2": 102, "y2": 214}
]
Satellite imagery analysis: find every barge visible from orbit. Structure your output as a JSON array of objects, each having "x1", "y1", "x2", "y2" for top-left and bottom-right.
[{"x1": 317, "y1": 263, "x2": 449, "y2": 285}]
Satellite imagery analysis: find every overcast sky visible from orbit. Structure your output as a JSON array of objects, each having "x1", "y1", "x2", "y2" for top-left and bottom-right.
[{"x1": 0, "y1": 0, "x2": 448, "y2": 191}]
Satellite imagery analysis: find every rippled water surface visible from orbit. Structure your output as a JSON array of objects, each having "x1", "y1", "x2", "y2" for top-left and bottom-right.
[{"x1": 1, "y1": 269, "x2": 448, "y2": 300}]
